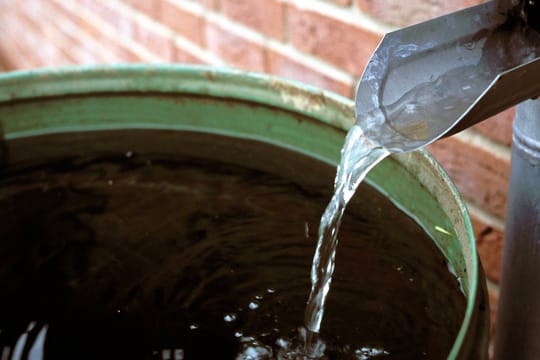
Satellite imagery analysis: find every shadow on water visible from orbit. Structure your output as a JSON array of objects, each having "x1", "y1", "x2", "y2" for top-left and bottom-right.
[
  {"x1": 0, "y1": 137, "x2": 109, "y2": 358},
  {"x1": 0, "y1": 121, "x2": 8, "y2": 172}
]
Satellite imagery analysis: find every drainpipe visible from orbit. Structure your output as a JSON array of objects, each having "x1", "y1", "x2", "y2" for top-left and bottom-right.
[{"x1": 493, "y1": 98, "x2": 540, "y2": 359}]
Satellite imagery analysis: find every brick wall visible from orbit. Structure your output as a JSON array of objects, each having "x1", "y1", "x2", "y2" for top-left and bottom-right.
[{"x1": 0, "y1": 0, "x2": 507, "y2": 355}]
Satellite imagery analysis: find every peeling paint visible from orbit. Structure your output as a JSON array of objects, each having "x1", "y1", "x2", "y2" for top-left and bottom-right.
[
  {"x1": 267, "y1": 76, "x2": 355, "y2": 132},
  {"x1": 269, "y1": 77, "x2": 326, "y2": 113}
]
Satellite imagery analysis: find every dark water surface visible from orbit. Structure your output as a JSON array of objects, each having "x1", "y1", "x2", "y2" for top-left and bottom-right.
[{"x1": 0, "y1": 130, "x2": 465, "y2": 359}]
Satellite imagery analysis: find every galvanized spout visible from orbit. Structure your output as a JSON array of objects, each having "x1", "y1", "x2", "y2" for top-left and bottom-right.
[
  {"x1": 355, "y1": 0, "x2": 540, "y2": 152},
  {"x1": 356, "y1": 1, "x2": 540, "y2": 359}
]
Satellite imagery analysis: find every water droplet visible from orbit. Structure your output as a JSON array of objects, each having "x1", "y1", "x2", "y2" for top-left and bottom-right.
[
  {"x1": 409, "y1": 278, "x2": 414, "y2": 282},
  {"x1": 125, "y1": 151, "x2": 133, "y2": 158},
  {"x1": 266, "y1": 288, "x2": 275, "y2": 294},
  {"x1": 189, "y1": 324, "x2": 199, "y2": 330},
  {"x1": 237, "y1": 339, "x2": 272, "y2": 360},
  {"x1": 162, "y1": 349, "x2": 171, "y2": 360},
  {"x1": 235, "y1": 331, "x2": 243, "y2": 338},
  {"x1": 396, "y1": 266, "x2": 403, "y2": 272},
  {"x1": 355, "y1": 346, "x2": 390, "y2": 359},
  {"x1": 249, "y1": 301, "x2": 260, "y2": 310},
  {"x1": 108, "y1": 180, "x2": 113, "y2": 185},
  {"x1": 404, "y1": 102, "x2": 420, "y2": 114},
  {"x1": 255, "y1": 295, "x2": 263, "y2": 300},
  {"x1": 116, "y1": 309, "x2": 121, "y2": 313},
  {"x1": 224, "y1": 313, "x2": 237, "y2": 322},
  {"x1": 462, "y1": 85, "x2": 472, "y2": 91},
  {"x1": 463, "y1": 41, "x2": 476, "y2": 50},
  {"x1": 174, "y1": 349, "x2": 184, "y2": 360},
  {"x1": 276, "y1": 337, "x2": 289, "y2": 348}
]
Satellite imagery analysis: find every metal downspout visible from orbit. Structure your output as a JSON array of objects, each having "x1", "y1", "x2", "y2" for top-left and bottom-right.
[{"x1": 494, "y1": 98, "x2": 540, "y2": 359}]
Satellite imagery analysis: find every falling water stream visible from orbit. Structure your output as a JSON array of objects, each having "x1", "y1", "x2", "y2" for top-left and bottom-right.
[{"x1": 301, "y1": 126, "x2": 389, "y2": 357}]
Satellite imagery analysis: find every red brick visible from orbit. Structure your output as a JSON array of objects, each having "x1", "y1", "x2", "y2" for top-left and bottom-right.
[
  {"x1": 58, "y1": 3, "x2": 101, "y2": 39},
  {"x1": 44, "y1": 6, "x2": 121, "y2": 64},
  {"x1": 173, "y1": 44, "x2": 205, "y2": 64},
  {"x1": 31, "y1": 23, "x2": 83, "y2": 64},
  {"x1": 83, "y1": 1, "x2": 136, "y2": 39},
  {"x1": 192, "y1": 0, "x2": 218, "y2": 10},
  {"x1": 288, "y1": 4, "x2": 381, "y2": 76},
  {"x1": 105, "y1": 40, "x2": 144, "y2": 63},
  {"x1": 488, "y1": 286, "x2": 499, "y2": 351},
  {"x1": 22, "y1": 3, "x2": 93, "y2": 64},
  {"x1": 7, "y1": 6, "x2": 74, "y2": 68},
  {"x1": 123, "y1": 0, "x2": 158, "y2": 17},
  {"x1": 0, "y1": 29, "x2": 39, "y2": 70},
  {"x1": 221, "y1": 0, "x2": 285, "y2": 40},
  {"x1": 158, "y1": 0, "x2": 205, "y2": 45},
  {"x1": 49, "y1": 1, "x2": 84, "y2": 29},
  {"x1": 84, "y1": 0, "x2": 173, "y2": 61},
  {"x1": 471, "y1": 215, "x2": 504, "y2": 283},
  {"x1": 357, "y1": 0, "x2": 482, "y2": 27},
  {"x1": 133, "y1": 21, "x2": 174, "y2": 61},
  {"x1": 327, "y1": 0, "x2": 352, "y2": 6},
  {"x1": 427, "y1": 136, "x2": 510, "y2": 219},
  {"x1": 267, "y1": 49, "x2": 353, "y2": 97},
  {"x1": 474, "y1": 107, "x2": 514, "y2": 147},
  {"x1": 205, "y1": 23, "x2": 266, "y2": 72},
  {"x1": 0, "y1": 0, "x2": 160, "y2": 67},
  {"x1": 54, "y1": 1, "x2": 143, "y2": 63},
  {"x1": 0, "y1": 7, "x2": 40, "y2": 69}
]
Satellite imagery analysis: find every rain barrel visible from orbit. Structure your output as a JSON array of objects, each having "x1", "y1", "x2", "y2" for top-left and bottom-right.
[{"x1": 0, "y1": 65, "x2": 488, "y2": 359}]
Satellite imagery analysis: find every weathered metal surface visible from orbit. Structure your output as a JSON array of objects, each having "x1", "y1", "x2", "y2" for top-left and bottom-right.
[{"x1": 494, "y1": 98, "x2": 540, "y2": 360}]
